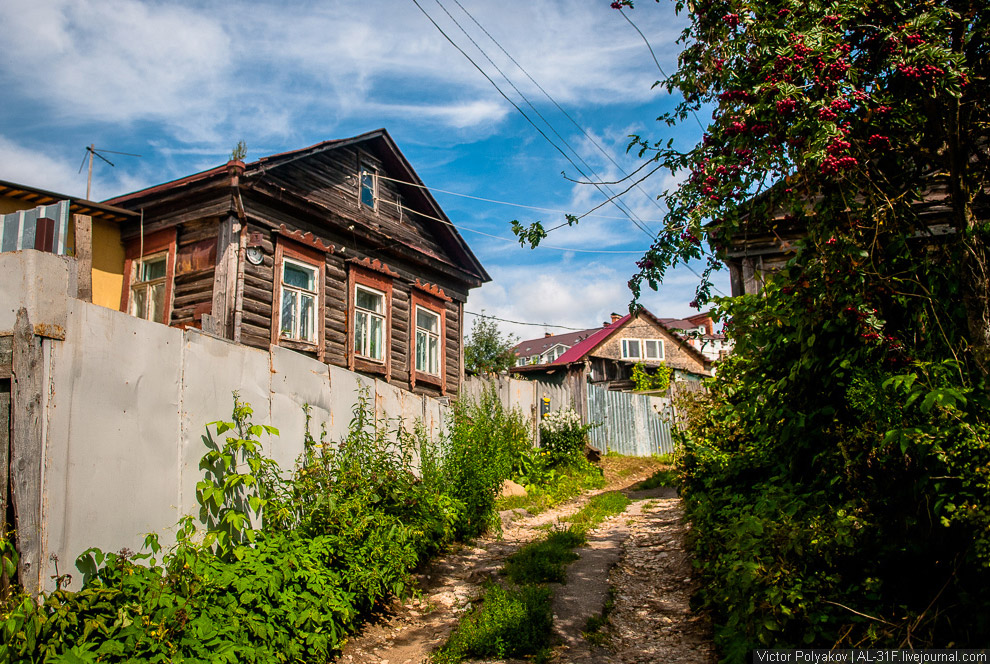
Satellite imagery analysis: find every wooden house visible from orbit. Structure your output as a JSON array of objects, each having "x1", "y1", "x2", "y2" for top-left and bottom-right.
[{"x1": 103, "y1": 129, "x2": 489, "y2": 396}]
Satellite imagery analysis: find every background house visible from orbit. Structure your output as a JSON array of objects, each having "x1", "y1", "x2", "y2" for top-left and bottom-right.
[
  {"x1": 0, "y1": 180, "x2": 136, "y2": 309},
  {"x1": 102, "y1": 129, "x2": 489, "y2": 396},
  {"x1": 510, "y1": 308, "x2": 711, "y2": 393},
  {"x1": 659, "y1": 312, "x2": 733, "y2": 362}
]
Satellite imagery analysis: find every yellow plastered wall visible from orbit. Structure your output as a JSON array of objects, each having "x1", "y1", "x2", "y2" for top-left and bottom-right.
[
  {"x1": 65, "y1": 218, "x2": 126, "y2": 311},
  {"x1": 2, "y1": 195, "x2": 125, "y2": 309}
]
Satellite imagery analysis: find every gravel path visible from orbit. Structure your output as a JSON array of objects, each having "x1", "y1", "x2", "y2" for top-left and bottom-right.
[{"x1": 334, "y1": 462, "x2": 714, "y2": 664}]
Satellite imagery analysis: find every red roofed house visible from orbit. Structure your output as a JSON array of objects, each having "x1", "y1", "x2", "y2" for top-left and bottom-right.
[
  {"x1": 509, "y1": 308, "x2": 711, "y2": 395},
  {"x1": 102, "y1": 129, "x2": 489, "y2": 396}
]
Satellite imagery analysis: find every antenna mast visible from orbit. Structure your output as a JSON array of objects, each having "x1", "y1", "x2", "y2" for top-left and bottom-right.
[{"x1": 79, "y1": 145, "x2": 142, "y2": 200}]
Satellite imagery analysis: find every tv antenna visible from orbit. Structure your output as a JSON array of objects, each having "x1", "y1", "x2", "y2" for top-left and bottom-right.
[{"x1": 78, "y1": 144, "x2": 141, "y2": 200}]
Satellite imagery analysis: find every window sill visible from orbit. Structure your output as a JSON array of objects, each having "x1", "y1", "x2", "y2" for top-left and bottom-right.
[
  {"x1": 353, "y1": 356, "x2": 387, "y2": 376},
  {"x1": 413, "y1": 371, "x2": 442, "y2": 387}
]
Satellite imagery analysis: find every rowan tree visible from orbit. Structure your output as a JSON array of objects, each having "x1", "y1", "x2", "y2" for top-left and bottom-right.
[{"x1": 609, "y1": 0, "x2": 990, "y2": 655}]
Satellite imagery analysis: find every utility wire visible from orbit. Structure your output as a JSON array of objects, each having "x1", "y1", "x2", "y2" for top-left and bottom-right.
[
  {"x1": 393, "y1": 200, "x2": 646, "y2": 254},
  {"x1": 431, "y1": 0, "x2": 655, "y2": 239},
  {"x1": 465, "y1": 310, "x2": 587, "y2": 331},
  {"x1": 451, "y1": 0, "x2": 668, "y2": 219},
  {"x1": 416, "y1": 0, "x2": 657, "y2": 241},
  {"x1": 618, "y1": 8, "x2": 706, "y2": 132},
  {"x1": 376, "y1": 173, "x2": 644, "y2": 221}
]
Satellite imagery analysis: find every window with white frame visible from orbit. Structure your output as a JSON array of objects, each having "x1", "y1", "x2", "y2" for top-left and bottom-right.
[
  {"x1": 620, "y1": 338, "x2": 642, "y2": 360},
  {"x1": 415, "y1": 306, "x2": 441, "y2": 376},
  {"x1": 279, "y1": 258, "x2": 319, "y2": 343},
  {"x1": 644, "y1": 339, "x2": 664, "y2": 360},
  {"x1": 360, "y1": 164, "x2": 377, "y2": 209},
  {"x1": 621, "y1": 337, "x2": 665, "y2": 361},
  {"x1": 354, "y1": 284, "x2": 385, "y2": 361},
  {"x1": 129, "y1": 252, "x2": 169, "y2": 323}
]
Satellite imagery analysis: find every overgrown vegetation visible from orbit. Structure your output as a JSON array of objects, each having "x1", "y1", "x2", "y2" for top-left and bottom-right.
[
  {"x1": 0, "y1": 386, "x2": 532, "y2": 662},
  {"x1": 503, "y1": 528, "x2": 586, "y2": 585},
  {"x1": 592, "y1": 0, "x2": 990, "y2": 657},
  {"x1": 498, "y1": 407, "x2": 605, "y2": 514},
  {"x1": 431, "y1": 581, "x2": 553, "y2": 664},
  {"x1": 631, "y1": 466, "x2": 679, "y2": 491},
  {"x1": 631, "y1": 361, "x2": 672, "y2": 392},
  {"x1": 564, "y1": 491, "x2": 631, "y2": 532}
]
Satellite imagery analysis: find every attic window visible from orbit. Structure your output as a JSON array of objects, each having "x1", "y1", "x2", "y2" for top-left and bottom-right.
[
  {"x1": 360, "y1": 165, "x2": 377, "y2": 210},
  {"x1": 621, "y1": 338, "x2": 641, "y2": 360}
]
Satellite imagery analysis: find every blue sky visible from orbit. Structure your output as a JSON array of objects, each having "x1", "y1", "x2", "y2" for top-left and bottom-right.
[{"x1": 0, "y1": 0, "x2": 729, "y2": 341}]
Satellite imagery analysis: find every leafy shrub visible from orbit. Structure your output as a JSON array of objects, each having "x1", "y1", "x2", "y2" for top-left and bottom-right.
[
  {"x1": 0, "y1": 388, "x2": 533, "y2": 662},
  {"x1": 631, "y1": 467, "x2": 679, "y2": 490},
  {"x1": 631, "y1": 361, "x2": 672, "y2": 392},
  {"x1": 432, "y1": 582, "x2": 553, "y2": 664},
  {"x1": 443, "y1": 386, "x2": 532, "y2": 538}
]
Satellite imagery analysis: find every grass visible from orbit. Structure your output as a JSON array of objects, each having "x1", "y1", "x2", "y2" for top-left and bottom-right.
[
  {"x1": 496, "y1": 458, "x2": 605, "y2": 515},
  {"x1": 503, "y1": 528, "x2": 586, "y2": 585},
  {"x1": 582, "y1": 587, "x2": 616, "y2": 647},
  {"x1": 431, "y1": 582, "x2": 553, "y2": 664},
  {"x1": 565, "y1": 491, "x2": 632, "y2": 532},
  {"x1": 631, "y1": 466, "x2": 679, "y2": 491}
]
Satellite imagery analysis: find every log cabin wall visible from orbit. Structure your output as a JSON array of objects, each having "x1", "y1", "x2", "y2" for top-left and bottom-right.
[{"x1": 109, "y1": 132, "x2": 486, "y2": 398}]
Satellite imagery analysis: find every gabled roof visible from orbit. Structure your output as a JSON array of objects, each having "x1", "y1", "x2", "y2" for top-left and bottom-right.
[
  {"x1": 103, "y1": 129, "x2": 489, "y2": 283},
  {"x1": 510, "y1": 308, "x2": 712, "y2": 371}
]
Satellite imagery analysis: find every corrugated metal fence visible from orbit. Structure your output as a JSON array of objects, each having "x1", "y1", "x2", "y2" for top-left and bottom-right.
[{"x1": 586, "y1": 383, "x2": 675, "y2": 456}]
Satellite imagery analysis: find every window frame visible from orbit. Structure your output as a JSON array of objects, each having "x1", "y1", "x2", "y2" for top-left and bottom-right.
[
  {"x1": 410, "y1": 289, "x2": 446, "y2": 392},
  {"x1": 359, "y1": 163, "x2": 378, "y2": 211},
  {"x1": 272, "y1": 239, "x2": 326, "y2": 359},
  {"x1": 621, "y1": 337, "x2": 665, "y2": 362},
  {"x1": 121, "y1": 227, "x2": 176, "y2": 326},
  {"x1": 354, "y1": 283, "x2": 387, "y2": 362},
  {"x1": 348, "y1": 264, "x2": 393, "y2": 378}
]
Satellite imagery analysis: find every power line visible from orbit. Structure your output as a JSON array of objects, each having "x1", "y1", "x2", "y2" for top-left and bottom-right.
[
  {"x1": 451, "y1": 0, "x2": 668, "y2": 220},
  {"x1": 617, "y1": 8, "x2": 706, "y2": 132},
  {"x1": 376, "y1": 172, "x2": 647, "y2": 221},
  {"x1": 465, "y1": 310, "x2": 587, "y2": 331},
  {"x1": 392, "y1": 199, "x2": 647, "y2": 254},
  {"x1": 433, "y1": 0, "x2": 657, "y2": 240},
  {"x1": 416, "y1": 0, "x2": 658, "y2": 241}
]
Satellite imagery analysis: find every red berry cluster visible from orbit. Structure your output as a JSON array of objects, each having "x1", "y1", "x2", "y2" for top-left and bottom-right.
[
  {"x1": 822, "y1": 14, "x2": 842, "y2": 26},
  {"x1": 826, "y1": 138, "x2": 852, "y2": 155},
  {"x1": 820, "y1": 154, "x2": 858, "y2": 175},
  {"x1": 719, "y1": 90, "x2": 752, "y2": 103},
  {"x1": 830, "y1": 98, "x2": 852, "y2": 111},
  {"x1": 776, "y1": 98, "x2": 797, "y2": 114},
  {"x1": 903, "y1": 33, "x2": 926, "y2": 47},
  {"x1": 818, "y1": 107, "x2": 838, "y2": 121},
  {"x1": 777, "y1": 8, "x2": 790, "y2": 16},
  {"x1": 681, "y1": 231, "x2": 702, "y2": 246},
  {"x1": 896, "y1": 63, "x2": 945, "y2": 82},
  {"x1": 636, "y1": 257, "x2": 655, "y2": 270},
  {"x1": 722, "y1": 13, "x2": 740, "y2": 28},
  {"x1": 867, "y1": 134, "x2": 890, "y2": 148}
]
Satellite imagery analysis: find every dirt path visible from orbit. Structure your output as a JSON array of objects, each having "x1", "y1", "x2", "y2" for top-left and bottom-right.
[{"x1": 334, "y1": 459, "x2": 713, "y2": 664}]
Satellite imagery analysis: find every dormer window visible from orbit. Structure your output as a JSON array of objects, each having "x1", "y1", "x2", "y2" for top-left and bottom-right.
[{"x1": 360, "y1": 165, "x2": 377, "y2": 210}]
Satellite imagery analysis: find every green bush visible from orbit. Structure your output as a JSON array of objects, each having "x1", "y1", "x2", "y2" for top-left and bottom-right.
[
  {"x1": 539, "y1": 407, "x2": 592, "y2": 462},
  {"x1": 443, "y1": 386, "x2": 532, "y2": 539}
]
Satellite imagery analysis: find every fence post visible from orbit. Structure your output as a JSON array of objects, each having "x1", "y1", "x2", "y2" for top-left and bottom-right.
[{"x1": 11, "y1": 307, "x2": 44, "y2": 597}]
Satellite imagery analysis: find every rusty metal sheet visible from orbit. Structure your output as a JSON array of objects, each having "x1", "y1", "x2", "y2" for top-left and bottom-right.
[{"x1": 42, "y1": 302, "x2": 183, "y2": 591}]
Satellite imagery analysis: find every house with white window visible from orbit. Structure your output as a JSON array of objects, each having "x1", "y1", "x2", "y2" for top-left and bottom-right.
[
  {"x1": 509, "y1": 309, "x2": 711, "y2": 391},
  {"x1": 102, "y1": 129, "x2": 489, "y2": 396}
]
